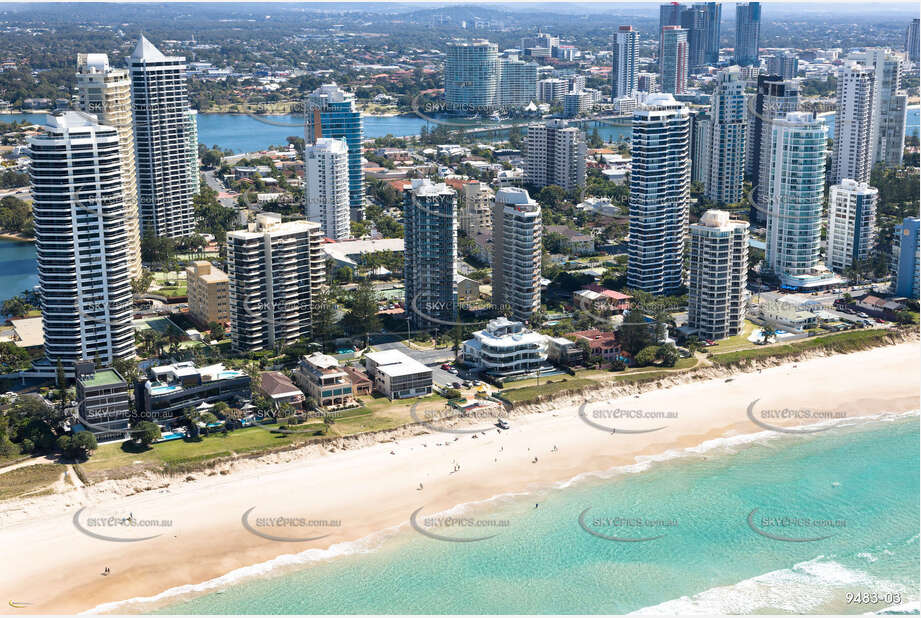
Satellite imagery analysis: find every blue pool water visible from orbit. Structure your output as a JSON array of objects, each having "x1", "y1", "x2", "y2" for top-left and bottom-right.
[
  {"x1": 157, "y1": 432, "x2": 185, "y2": 442},
  {"x1": 150, "y1": 385, "x2": 182, "y2": 395}
]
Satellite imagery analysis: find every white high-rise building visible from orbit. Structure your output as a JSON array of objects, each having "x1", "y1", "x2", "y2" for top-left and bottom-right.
[
  {"x1": 499, "y1": 56, "x2": 538, "y2": 107},
  {"x1": 827, "y1": 179, "x2": 878, "y2": 273},
  {"x1": 627, "y1": 94, "x2": 690, "y2": 295},
  {"x1": 537, "y1": 78, "x2": 567, "y2": 103},
  {"x1": 445, "y1": 40, "x2": 500, "y2": 111},
  {"x1": 186, "y1": 109, "x2": 200, "y2": 195},
  {"x1": 227, "y1": 213, "x2": 325, "y2": 353},
  {"x1": 857, "y1": 48, "x2": 908, "y2": 168},
  {"x1": 764, "y1": 112, "x2": 828, "y2": 286},
  {"x1": 612, "y1": 26, "x2": 638, "y2": 99},
  {"x1": 491, "y1": 188, "x2": 542, "y2": 322},
  {"x1": 831, "y1": 63, "x2": 875, "y2": 185},
  {"x1": 524, "y1": 119, "x2": 587, "y2": 191},
  {"x1": 75, "y1": 53, "x2": 143, "y2": 281},
  {"x1": 703, "y1": 66, "x2": 747, "y2": 204},
  {"x1": 29, "y1": 112, "x2": 135, "y2": 366},
  {"x1": 127, "y1": 35, "x2": 194, "y2": 238},
  {"x1": 688, "y1": 210, "x2": 749, "y2": 340},
  {"x1": 304, "y1": 138, "x2": 350, "y2": 240}
]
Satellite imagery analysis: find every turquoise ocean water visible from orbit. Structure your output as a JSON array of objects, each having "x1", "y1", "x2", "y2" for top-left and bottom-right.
[{"x1": 103, "y1": 414, "x2": 920, "y2": 615}]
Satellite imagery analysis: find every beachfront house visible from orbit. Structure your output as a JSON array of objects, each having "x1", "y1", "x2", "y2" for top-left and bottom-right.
[
  {"x1": 293, "y1": 353, "x2": 358, "y2": 409},
  {"x1": 363, "y1": 350, "x2": 433, "y2": 400},
  {"x1": 462, "y1": 317, "x2": 548, "y2": 378},
  {"x1": 136, "y1": 362, "x2": 251, "y2": 425},
  {"x1": 75, "y1": 361, "x2": 130, "y2": 442}
]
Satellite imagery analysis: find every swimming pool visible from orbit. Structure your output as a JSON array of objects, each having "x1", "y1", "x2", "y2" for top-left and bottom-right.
[
  {"x1": 157, "y1": 431, "x2": 185, "y2": 442},
  {"x1": 150, "y1": 384, "x2": 181, "y2": 395}
]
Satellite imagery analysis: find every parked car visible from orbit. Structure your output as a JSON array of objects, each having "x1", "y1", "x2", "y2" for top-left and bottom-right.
[
  {"x1": 452, "y1": 381, "x2": 462, "y2": 389},
  {"x1": 440, "y1": 363, "x2": 451, "y2": 371},
  {"x1": 857, "y1": 312, "x2": 869, "y2": 318},
  {"x1": 462, "y1": 381, "x2": 472, "y2": 388},
  {"x1": 448, "y1": 368, "x2": 459, "y2": 375}
]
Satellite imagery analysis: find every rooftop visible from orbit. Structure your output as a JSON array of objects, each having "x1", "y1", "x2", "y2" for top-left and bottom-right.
[
  {"x1": 365, "y1": 349, "x2": 432, "y2": 377},
  {"x1": 130, "y1": 35, "x2": 168, "y2": 62},
  {"x1": 78, "y1": 369, "x2": 125, "y2": 389},
  {"x1": 260, "y1": 371, "x2": 302, "y2": 398}
]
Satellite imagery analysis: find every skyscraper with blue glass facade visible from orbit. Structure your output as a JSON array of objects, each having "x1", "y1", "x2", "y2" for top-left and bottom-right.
[{"x1": 306, "y1": 84, "x2": 364, "y2": 221}]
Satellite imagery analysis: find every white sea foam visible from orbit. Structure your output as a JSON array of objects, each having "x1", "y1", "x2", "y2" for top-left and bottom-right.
[
  {"x1": 81, "y1": 526, "x2": 401, "y2": 614},
  {"x1": 629, "y1": 557, "x2": 912, "y2": 615},
  {"x1": 88, "y1": 410, "x2": 919, "y2": 614},
  {"x1": 555, "y1": 409, "x2": 918, "y2": 493}
]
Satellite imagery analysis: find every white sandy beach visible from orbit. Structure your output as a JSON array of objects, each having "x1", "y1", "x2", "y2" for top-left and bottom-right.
[{"x1": 0, "y1": 343, "x2": 918, "y2": 614}]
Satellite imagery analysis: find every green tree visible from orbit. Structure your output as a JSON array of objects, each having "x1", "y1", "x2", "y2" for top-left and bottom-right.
[
  {"x1": 208, "y1": 321, "x2": 226, "y2": 341},
  {"x1": 344, "y1": 280, "x2": 381, "y2": 348},
  {"x1": 658, "y1": 343, "x2": 678, "y2": 367},
  {"x1": 132, "y1": 421, "x2": 161, "y2": 447},
  {"x1": 311, "y1": 287, "x2": 338, "y2": 349},
  {"x1": 634, "y1": 345, "x2": 659, "y2": 367},
  {"x1": 57, "y1": 431, "x2": 97, "y2": 460},
  {"x1": 619, "y1": 318, "x2": 654, "y2": 356}
]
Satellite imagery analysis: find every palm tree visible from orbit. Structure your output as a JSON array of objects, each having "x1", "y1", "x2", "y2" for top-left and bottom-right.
[
  {"x1": 166, "y1": 331, "x2": 182, "y2": 357},
  {"x1": 139, "y1": 330, "x2": 153, "y2": 356}
]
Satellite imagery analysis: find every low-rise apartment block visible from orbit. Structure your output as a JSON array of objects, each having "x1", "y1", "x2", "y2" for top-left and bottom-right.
[
  {"x1": 75, "y1": 361, "x2": 130, "y2": 442},
  {"x1": 364, "y1": 350, "x2": 433, "y2": 400},
  {"x1": 136, "y1": 362, "x2": 251, "y2": 425},
  {"x1": 186, "y1": 261, "x2": 230, "y2": 327},
  {"x1": 462, "y1": 317, "x2": 548, "y2": 377}
]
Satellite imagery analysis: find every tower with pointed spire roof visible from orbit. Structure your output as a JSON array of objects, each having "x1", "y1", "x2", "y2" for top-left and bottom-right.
[{"x1": 127, "y1": 35, "x2": 195, "y2": 238}]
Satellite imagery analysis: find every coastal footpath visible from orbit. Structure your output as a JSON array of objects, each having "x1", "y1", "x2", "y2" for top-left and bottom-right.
[{"x1": 0, "y1": 341, "x2": 918, "y2": 614}]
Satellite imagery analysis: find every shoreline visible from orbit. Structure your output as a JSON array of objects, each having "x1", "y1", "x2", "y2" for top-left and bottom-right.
[
  {"x1": 91, "y1": 408, "x2": 920, "y2": 615},
  {"x1": 0, "y1": 343, "x2": 918, "y2": 614},
  {"x1": 0, "y1": 231, "x2": 34, "y2": 243}
]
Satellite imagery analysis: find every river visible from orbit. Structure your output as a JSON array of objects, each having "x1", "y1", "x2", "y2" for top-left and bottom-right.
[{"x1": 4, "y1": 107, "x2": 919, "y2": 154}]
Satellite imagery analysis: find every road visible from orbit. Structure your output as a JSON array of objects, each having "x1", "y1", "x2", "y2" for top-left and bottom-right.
[{"x1": 202, "y1": 169, "x2": 237, "y2": 208}]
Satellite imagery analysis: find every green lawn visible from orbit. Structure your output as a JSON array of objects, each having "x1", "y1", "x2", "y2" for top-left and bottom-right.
[
  {"x1": 0, "y1": 464, "x2": 61, "y2": 501},
  {"x1": 707, "y1": 320, "x2": 760, "y2": 353},
  {"x1": 499, "y1": 378, "x2": 596, "y2": 404},
  {"x1": 80, "y1": 426, "x2": 316, "y2": 480},
  {"x1": 155, "y1": 285, "x2": 188, "y2": 298},
  {"x1": 710, "y1": 328, "x2": 899, "y2": 367}
]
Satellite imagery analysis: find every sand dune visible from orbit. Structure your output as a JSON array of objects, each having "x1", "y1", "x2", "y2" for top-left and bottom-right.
[{"x1": 0, "y1": 343, "x2": 917, "y2": 614}]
